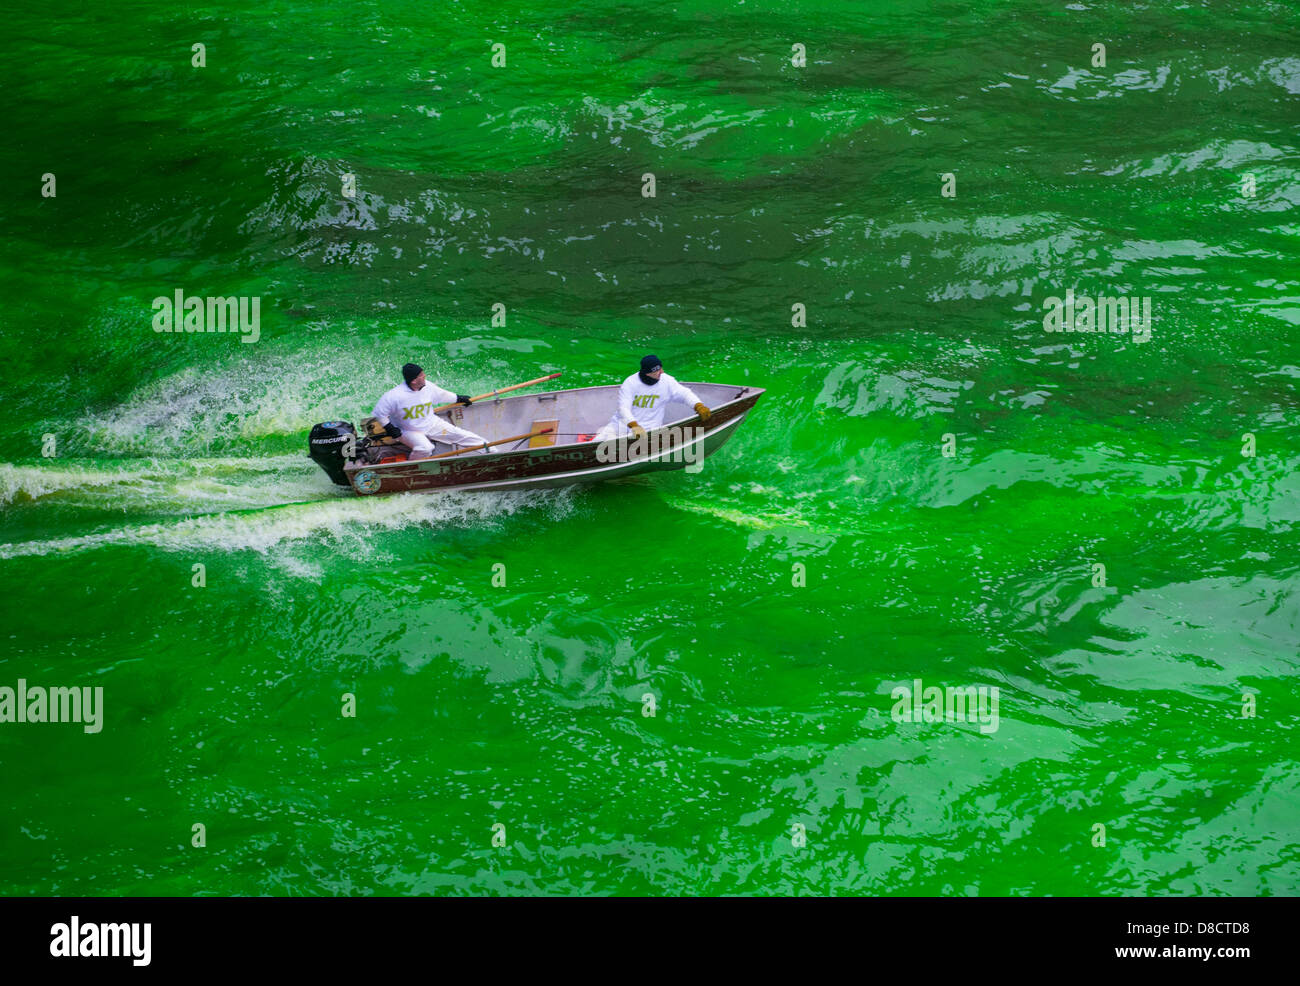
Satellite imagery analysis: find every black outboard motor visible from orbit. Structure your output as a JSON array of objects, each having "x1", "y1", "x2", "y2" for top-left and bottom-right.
[{"x1": 308, "y1": 421, "x2": 357, "y2": 486}]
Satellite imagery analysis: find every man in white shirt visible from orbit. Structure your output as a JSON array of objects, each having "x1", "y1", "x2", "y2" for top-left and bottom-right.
[
  {"x1": 593, "y1": 354, "x2": 712, "y2": 441},
  {"x1": 371, "y1": 363, "x2": 489, "y2": 460}
]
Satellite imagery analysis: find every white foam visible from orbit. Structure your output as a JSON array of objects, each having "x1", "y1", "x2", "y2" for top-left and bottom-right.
[
  {"x1": 78, "y1": 350, "x2": 480, "y2": 456},
  {"x1": 0, "y1": 456, "x2": 321, "y2": 509},
  {"x1": 0, "y1": 487, "x2": 578, "y2": 560}
]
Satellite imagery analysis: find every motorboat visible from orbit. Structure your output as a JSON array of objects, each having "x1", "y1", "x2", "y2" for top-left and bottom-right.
[{"x1": 308, "y1": 378, "x2": 765, "y2": 495}]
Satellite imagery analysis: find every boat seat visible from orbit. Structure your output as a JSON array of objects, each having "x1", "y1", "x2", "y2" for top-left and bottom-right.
[{"x1": 529, "y1": 419, "x2": 558, "y2": 448}]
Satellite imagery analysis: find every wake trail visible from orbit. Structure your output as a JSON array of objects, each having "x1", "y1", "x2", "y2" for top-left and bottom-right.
[{"x1": 0, "y1": 486, "x2": 577, "y2": 560}]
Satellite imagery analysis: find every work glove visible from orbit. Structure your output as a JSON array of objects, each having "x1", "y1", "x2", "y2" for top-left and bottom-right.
[
  {"x1": 694, "y1": 403, "x2": 712, "y2": 423},
  {"x1": 456, "y1": 394, "x2": 474, "y2": 405},
  {"x1": 628, "y1": 421, "x2": 647, "y2": 440},
  {"x1": 384, "y1": 422, "x2": 402, "y2": 439}
]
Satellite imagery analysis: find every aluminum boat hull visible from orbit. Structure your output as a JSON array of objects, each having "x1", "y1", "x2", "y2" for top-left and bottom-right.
[{"x1": 341, "y1": 382, "x2": 764, "y2": 495}]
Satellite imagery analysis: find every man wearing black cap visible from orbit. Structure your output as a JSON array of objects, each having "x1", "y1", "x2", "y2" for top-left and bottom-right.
[
  {"x1": 369, "y1": 363, "x2": 488, "y2": 460},
  {"x1": 592, "y1": 354, "x2": 711, "y2": 441}
]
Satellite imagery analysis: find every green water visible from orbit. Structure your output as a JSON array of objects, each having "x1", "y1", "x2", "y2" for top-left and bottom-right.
[{"x1": 1, "y1": 0, "x2": 1297, "y2": 896}]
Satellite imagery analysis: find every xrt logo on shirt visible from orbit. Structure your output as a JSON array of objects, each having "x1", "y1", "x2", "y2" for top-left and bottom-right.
[
  {"x1": 401, "y1": 403, "x2": 435, "y2": 420},
  {"x1": 632, "y1": 394, "x2": 659, "y2": 408}
]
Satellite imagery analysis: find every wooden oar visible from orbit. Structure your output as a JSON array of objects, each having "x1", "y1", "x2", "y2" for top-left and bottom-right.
[
  {"x1": 428, "y1": 426, "x2": 555, "y2": 459},
  {"x1": 432, "y1": 373, "x2": 562, "y2": 413}
]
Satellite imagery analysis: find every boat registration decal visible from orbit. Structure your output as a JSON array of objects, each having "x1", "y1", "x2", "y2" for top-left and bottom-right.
[{"x1": 354, "y1": 470, "x2": 382, "y2": 494}]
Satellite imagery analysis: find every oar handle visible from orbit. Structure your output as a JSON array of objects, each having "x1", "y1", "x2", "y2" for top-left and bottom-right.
[
  {"x1": 428, "y1": 426, "x2": 555, "y2": 459},
  {"x1": 432, "y1": 372, "x2": 562, "y2": 413}
]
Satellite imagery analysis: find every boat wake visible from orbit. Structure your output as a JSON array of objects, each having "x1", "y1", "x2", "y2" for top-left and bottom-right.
[
  {"x1": 73, "y1": 349, "x2": 485, "y2": 458},
  {"x1": 0, "y1": 462, "x2": 578, "y2": 562},
  {"x1": 0, "y1": 456, "x2": 328, "y2": 511}
]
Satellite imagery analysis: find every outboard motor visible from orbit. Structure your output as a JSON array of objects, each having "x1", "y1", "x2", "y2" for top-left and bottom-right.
[{"x1": 308, "y1": 421, "x2": 357, "y2": 486}]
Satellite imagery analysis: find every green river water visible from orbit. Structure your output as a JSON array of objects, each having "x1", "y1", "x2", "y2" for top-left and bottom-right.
[{"x1": 1, "y1": 0, "x2": 1297, "y2": 895}]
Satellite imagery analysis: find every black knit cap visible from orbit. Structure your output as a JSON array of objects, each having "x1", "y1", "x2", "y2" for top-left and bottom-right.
[
  {"x1": 402, "y1": 363, "x2": 423, "y2": 385},
  {"x1": 640, "y1": 354, "x2": 662, "y2": 373}
]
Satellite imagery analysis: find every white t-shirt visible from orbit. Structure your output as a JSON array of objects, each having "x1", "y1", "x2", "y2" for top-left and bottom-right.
[
  {"x1": 604, "y1": 371, "x2": 702, "y2": 432},
  {"x1": 372, "y1": 381, "x2": 459, "y2": 434}
]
